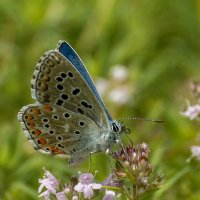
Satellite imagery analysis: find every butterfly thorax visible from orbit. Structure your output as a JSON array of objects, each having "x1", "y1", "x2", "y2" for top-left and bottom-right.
[{"x1": 93, "y1": 120, "x2": 127, "y2": 153}]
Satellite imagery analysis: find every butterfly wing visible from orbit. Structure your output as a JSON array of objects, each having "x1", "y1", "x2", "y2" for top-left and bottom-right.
[
  {"x1": 18, "y1": 48, "x2": 113, "y2": 164},
  {"x1": 57, "y1": 41, "x2": 112, "y2": 123},
  {"x1": 18, "y1": 103, "x2": 101, "y2": 165},
  {"x1": 31, "y1": 50, "x2": 110, "y2": 128}
]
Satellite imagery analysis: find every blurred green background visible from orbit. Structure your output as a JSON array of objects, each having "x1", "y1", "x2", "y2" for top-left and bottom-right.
[{"x1": 1, "y1": 0, "x2": 200, "y2": 199}]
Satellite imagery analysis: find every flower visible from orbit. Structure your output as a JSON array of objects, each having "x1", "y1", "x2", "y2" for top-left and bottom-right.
[
  {"x1": 109, "y1": 86, "x2": 131, "y2": 105},
  {"x1": 74, "y1": 173, "x2": 102, "y2": 199},
  {"x1": 112, "y1": 143, "x2": 163, "y2": 198},
  {"x1": 72, "y1": 195, "x2": 79, "y2": 200},
  {"x1": 103, "y1": 190, "x2": 116, "y2": 200},
  {"x1": 39, "y1": 190, "x2": 51, "y2": 200},
  {"x1": 102, "y1": 173, "x2": 121, "y2": 187},
  {"x1": 181, "y1": 104, "x2": 200, "y2": 120},
  {"x1": 95, "y1": 78, "x2": 109, "y2": 96},
  {"x1": 55, "y1": 191, "x2": 67, "y2": 200},
  {"x1": 110, "y1": 65, "x2": 128, "y2": 82},
  {"x1": 191, "y1": 146, "x2": 200, "y2": 161},
  {"x1": 38, "y1": 168, "x2": 59, "y2": 195},
  {"x1": 113, "y1": 143, "x2": 152, "y2": 176}
]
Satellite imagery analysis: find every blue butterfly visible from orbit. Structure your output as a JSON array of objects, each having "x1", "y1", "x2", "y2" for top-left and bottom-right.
[{"x1": 17, "y1": 41, "x2": 127, "y2": 165}]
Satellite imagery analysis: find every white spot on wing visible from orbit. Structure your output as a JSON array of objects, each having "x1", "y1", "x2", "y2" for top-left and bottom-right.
[{"x1": 62, "y1": 124, "x2": 69, "y2": 132}]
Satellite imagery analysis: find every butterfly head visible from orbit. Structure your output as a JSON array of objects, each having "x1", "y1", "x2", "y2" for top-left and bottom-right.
[{"x1": 111, "y1": 120, "x2": 130, "y2": 138}]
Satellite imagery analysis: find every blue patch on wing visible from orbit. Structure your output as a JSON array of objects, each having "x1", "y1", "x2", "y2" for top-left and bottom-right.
[{"x1": 57, "y1": 41, "x2": 112, "y2": 122}]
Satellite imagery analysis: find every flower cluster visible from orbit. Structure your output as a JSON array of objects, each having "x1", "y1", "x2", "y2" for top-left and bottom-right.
[
  {"x1": 181, "y1": 81, "x2": 200, "y2": 120},
  {"x1": 38, "y1": 168, "x2": 116, "y2": 200},
  {"x1": 38, "y1": 168, "x2": 78, "y2": 200},
  {"x1": 112, "y1": 143, "x2": 163, "y2": 199},
  {"x1": 181, "y1": 81, "x2": 200, "y2": 161},
  {"x1": 38, "y1": 143, "x2": 163, "y2": 200},
  {"x1": 181, "y1": 104, "x2": 200, "y2": 120}
]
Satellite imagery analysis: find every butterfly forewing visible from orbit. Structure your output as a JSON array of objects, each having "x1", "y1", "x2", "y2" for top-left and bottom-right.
[
  {"x1": 31, "y1": 50, "x2": 110, "y2": 128},
  {"x1": 56, "y1": 41, "x2": 112, "y2": 122}
]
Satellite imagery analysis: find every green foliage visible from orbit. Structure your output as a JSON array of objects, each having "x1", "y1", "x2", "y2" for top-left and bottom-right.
[{"x1": 0, "y1": 0, "x2": 200, "y2": 199}]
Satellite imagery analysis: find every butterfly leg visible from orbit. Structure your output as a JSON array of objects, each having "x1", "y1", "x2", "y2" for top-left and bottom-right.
[{"x1": 87, "y1": 152, "x2": 93, "y2": 172}]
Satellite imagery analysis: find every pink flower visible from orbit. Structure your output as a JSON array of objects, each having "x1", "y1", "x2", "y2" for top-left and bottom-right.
[
  {"x1": 74, "y1": 173, "x2": 102, "y2": 199},
  {"x1": 55, "y1": 191, "x2": 67, "y2": 200},
  {"x1": 38, "y1": 168, "x2": 59, "y2": 194},
  {"x1": 191, "y1": 146, "x2": 200, "y2": 161},
  {"x1": 39, "y1": 190, "x2": 51, "y2": 200},
  {"x1": 102, "y1": 174, "x2": 120, "y2": 187},
  {"x1": 103, "y1": 190, "x2": 116, "y2": 200},
  {"x1": 181, "y1": 104, "x2": 200, "y2": 120}
]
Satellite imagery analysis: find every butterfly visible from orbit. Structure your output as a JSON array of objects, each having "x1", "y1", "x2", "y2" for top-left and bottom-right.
[{"x1": 17, "y1": 41, "x2": 129, "y2": 165}]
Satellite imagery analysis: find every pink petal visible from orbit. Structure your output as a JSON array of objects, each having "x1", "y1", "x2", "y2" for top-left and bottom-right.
[
  {"x1": 39, "y1": 190, "x2": 51, "y2": 200},
  {"x1": 79, "y1": 173, "x2": 94, "y2": 184},
  {"x1": 91, "y1": 183, "x2": 102, "y2": 189},
  {"x1": 191, "y1": 146, "x2": 200, "y2": 161},
  {"x1": 181, "y1": 105, "x2": 200, "y2": 120},
  {"x1": 83, "y1": 185, "x2": 93, "y2": 199},
  {"x1": 103, "y1": 190, "x2": 116, "y2": 200},
  {"x1": 55, "y1": 191, "x2": 67, "y2": 200},
  {"x1": 74, "y1": 183, "x2": 84, "y2": 192},
  {"x1": 38, "y1": 178, "x2": 56, "y2": 193}
]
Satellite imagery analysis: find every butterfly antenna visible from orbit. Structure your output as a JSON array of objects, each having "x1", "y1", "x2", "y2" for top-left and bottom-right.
[{"x1": 122, "y1": 117, "x2": 164, "y2": 123}]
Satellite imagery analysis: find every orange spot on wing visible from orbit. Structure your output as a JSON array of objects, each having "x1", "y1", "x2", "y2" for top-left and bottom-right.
[
  {"x1": 50, "y1": 146, "x2": 65, "y2": 155},
  {"x1": 38, "y1": 138, "x2": 47, "y2": 145},
  {"x1": 34, "y1": 129, "x2": 41, "y2": 136},
  {"x1": 27, "y1": 121, "x2": 35, "y2": 128},
  {"x1": 43, "y1": 105, "x2": 53, "y2": 112},
  {"x1": 33, "y1": 108, "x2": 41, "y2": 115},
  {"x1": 25, "y1": 114, "x2": 34, "y2": 120}
]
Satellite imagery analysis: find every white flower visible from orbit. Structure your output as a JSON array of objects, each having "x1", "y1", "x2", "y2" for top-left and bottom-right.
[
  {"x1": 95, "y1": 78, "x2": 109, "y2": 96},
  {"x1": 191, "y1": 146, "x2": 200, "y2": 161},
  {"x1": 74, "y1": 173, "x2": 102, "y2": 199},
  {"x1": 110, "y1": 65, "x2": 128, "y2": 82},
  {"x1": 181, "y1": 104, "x2": 200, "y2": 120},
  {"x1": 109, "y1": 86, "x2": 131, "y2": 105},
  {"x1": 72, "y1": 195, "x2": 79, "y2": 200}
]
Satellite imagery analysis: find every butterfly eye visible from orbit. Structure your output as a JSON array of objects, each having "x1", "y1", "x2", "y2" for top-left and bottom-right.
[{"x1": 112, "y1": 123, "x2": 120, "y2": 133}]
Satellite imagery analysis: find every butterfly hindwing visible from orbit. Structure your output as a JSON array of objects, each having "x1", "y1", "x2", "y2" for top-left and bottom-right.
[{"x1": 18, "y1": 103, "x2": 101, "y2": 160}]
